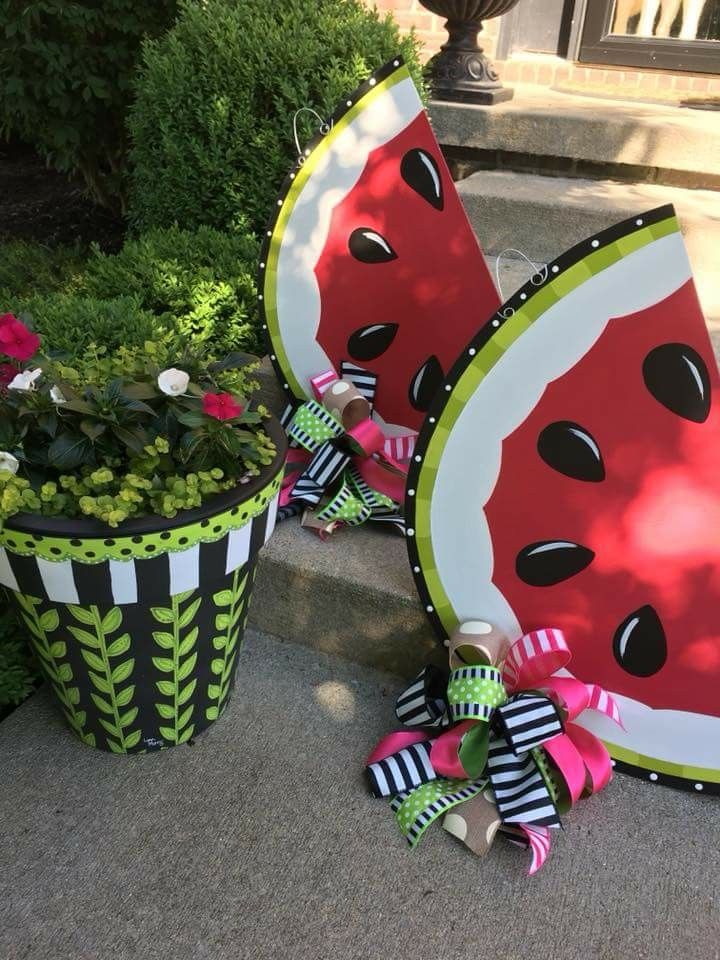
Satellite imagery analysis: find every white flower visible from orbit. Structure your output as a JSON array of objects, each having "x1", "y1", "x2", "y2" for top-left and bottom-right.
[
  {"x1": 0, "y1": 451, "x2": 19, "y2": 475},
  {"x1": 50, "y1": 385, "x2": 66, "y2": 405},
  {"x1": 158, "y1": 368, "x2": 190, "y2": 397},
  {"x1": 8, "y1": 367, "x2": 42, "y2": 392}
]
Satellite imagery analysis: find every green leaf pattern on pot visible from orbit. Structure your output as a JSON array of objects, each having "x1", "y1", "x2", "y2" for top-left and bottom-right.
[
  {"x1": 151, "y1": 589, "x2": 201, "y2": 745},
  {"x1": 15, "y1": 593, "x2": 96, "y2": 747},
  {"x1": 66, "y1": 604, "x2": 140, "y2": 753},
  {"x1": 206, "y1": 566, "x2": 249, "y2": 722}
]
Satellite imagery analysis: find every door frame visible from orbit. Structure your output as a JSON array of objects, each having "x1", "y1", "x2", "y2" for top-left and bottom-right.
[{"x1": 578, "y1": 0, "x2": 720, "y2": 73}]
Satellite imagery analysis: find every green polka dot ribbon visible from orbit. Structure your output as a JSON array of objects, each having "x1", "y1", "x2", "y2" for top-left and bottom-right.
[
  {"x1": 447, "y1": 665, "x2": 507, "y2": 722},
  {"x1": 316, "y1": 465, "x2": 394, "y2": 526},
  {"x1": 286, "y1": 401, "x2": 343, "y2": 453},
  {"x1": 392, "y1": 778, "x2": 488, "y2": 849}
]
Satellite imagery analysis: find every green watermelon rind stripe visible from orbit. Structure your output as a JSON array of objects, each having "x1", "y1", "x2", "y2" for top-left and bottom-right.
[
  {"x1": 1, "y1": 472, "x2": 281, "y2": 564},
  {"x1": 263, "y1": 65, "x2": 412, "y2": 401},
  {"x1": 607, "y1": 743, "x2": 720, "y2": 784},
  {"x1": 414, "y1": 215, "x2": 680, "y2": 638}
]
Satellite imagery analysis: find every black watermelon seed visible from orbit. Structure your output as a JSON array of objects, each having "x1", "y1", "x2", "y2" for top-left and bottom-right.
[
  {"x1": 516, "y1": 540, "x2": 595, "y2": 586},
  {"x1": 409, "y1": 355, "x2": 444, "y2": 412},
  {"x1": 348, "y1": 227, "x2": 397, "y2": 264},
  {"x1": 643, "y1": 343, "x2": 710, "y2": 423},
  {"x1": 400, "y1": 148, "x2": 444, "y2": 211},
  {"x1": 347, "y1": 323, "x2": 399, "y2": 362},
  {"x1": 538, "y1": 421, "x2": 605, "y2": 482},
  {"x1": 613, "y1": 605, "x2": 667, "y2": 677}
]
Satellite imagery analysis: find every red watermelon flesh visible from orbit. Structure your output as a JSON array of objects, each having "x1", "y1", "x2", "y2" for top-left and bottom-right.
[
  {"x1": 485, "y1": 278, "x2": 720, "y2": 717},
  {"x1": 314, "y1": 113, "x2": 500, "y2": 433}
]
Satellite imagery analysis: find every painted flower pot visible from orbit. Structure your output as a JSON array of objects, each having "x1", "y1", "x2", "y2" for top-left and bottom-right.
[{"x1": 0, "y1": 417, "x2": 287, "y2": 754}]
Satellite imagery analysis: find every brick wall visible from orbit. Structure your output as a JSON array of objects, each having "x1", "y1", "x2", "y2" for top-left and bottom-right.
[{"x1": 367, "y1": 0, "x2": 500, "y2": 61}]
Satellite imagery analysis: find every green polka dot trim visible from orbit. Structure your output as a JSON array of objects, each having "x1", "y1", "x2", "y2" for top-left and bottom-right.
[
  {"x1": 1, "y1": 471, "x2": 281, "y2": 565},
  {"x1": 447, "y1": 666, "x2": 506, "y2": 720},
  {"x1": 534, "y1": 746, "x2": 569, "y2": 814},
  {"x1": 394, "y1": 778, "x2": 487, "y2": 849}
]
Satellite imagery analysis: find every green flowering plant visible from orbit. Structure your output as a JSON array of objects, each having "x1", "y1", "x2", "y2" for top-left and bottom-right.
[{"x1": 0, "y1": 312, "x2": 276, "y2": 527}]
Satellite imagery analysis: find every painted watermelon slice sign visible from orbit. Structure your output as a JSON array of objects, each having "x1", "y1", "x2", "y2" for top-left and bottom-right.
[
  {"x1": 259, "y1": 57, "x2": 500, "y2": 436},
  {"x1": 406, "y1": 204, "x2": 720, "y2": 793}
]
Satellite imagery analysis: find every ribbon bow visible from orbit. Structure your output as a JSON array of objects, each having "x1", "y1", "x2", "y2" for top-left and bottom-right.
[
  {"x1": 366, "y1": 623, "x2": 623, "y2": 874},
  {"x1": 278, "y1": 362, "x2": 414, "y2": 536}
]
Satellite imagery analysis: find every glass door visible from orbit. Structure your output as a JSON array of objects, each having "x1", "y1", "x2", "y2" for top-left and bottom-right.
[{"x1": 579, "y1": 0, "x2": 720, "y2": 72}]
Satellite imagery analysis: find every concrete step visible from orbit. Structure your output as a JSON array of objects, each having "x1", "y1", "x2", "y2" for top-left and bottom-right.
[
  {"x1": 430, "y1": 86, "x2": 720, "y2": 184},
  {"x1": 1, "y1": 630, "x2": 718, "y2": 960},
  {"x1": 458, "y1": 171, "x2": 720, "y2": 321}
]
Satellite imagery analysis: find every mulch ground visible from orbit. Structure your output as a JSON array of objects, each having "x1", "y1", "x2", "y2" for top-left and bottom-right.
[{"x1": 0, "y1": 139, "x2": 125, "y2": 251}]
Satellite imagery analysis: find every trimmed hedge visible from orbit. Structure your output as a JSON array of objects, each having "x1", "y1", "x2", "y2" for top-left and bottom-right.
[
  {"x1": 0, "y1": 601, "x2": 40, "y2": 712},
  {"x1": 0, "y1": 0, "x2": 179, "y2": 209},
  {"x1": 128, "y1": 0, "x2": 423, "y2": 234}
]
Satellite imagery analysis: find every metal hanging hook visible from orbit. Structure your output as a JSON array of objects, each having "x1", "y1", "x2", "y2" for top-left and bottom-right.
[
  {"x1": 292, "y1": 108, "x2": 333, "y2": 164},
  {"x1": 494, "y1": 248, "x2": 548, "y2": 301}
]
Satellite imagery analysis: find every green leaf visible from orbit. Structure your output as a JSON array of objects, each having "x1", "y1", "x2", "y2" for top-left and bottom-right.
[
  {"x1": 215, "y1": 613, "x2": 230, "y2": 630},
  {"x1": 155, "y1": 679, "x2": 175, "y2": 695},
  {"x1": 115, "y1": 685, "x2": 135, "y2": 707},
  {"x1": 213, "y1": 589, "x2": 233, "y2": 607},
  {"x1": 205, "y1": 706, "x2": 219, "y2": 721},
  {"x1": 155, "y1": 703, "x2": 175, "y2": 719},
  {"x1": 174, "y1": 589, "x2": 195, "y2": 604},
  {"x1": 178, "y1": 724, "x2": 195, "y2": 744},
  {"x1": 159, "y1": 726, "x2": 177, "y2": 742},
  {"x1": 111, "y1": 659, "x2": 134, "y2": 684},
  {"x1": 152, "y1": 656, "x2": 174, "y2": 673},
  {"x1": 13, "y1": 594, "x2": 36, "y2": 614},
  {"x1": 48, "y1": 640, "x2": 66, "y2": 658},
  {"x1": 123, "y1": 729, "x2": 141, "y2": 750},
  {"x1": 152, "y1": 631, "x2": 174, "y2": 649},
  {"x1": 106, "y1": 632, "x2": 131, "y2": 657},
  {"x1": 57, "y1": 662, "x2": 73, "y2": 683},
  {"x1": 67, "y1": 605, "x2": 96, "y2": 625},
  {"x1": 90, "y1": 693, "x2": 114, "y2": 715},
  {"x1": 178, "y1": 705, "x2": 193, "y2": 729},
  {"x1": 208, "y1": 683, "x2": 220, "y2": 699},
  {"x1": 210, "y1": 659, "x2": 223, "y2": 676},
  {"x1": 40, "y1": 610, "x2": 60, "y2": 631},
  {"x1": 102, "y1": 608, "x2": 123, "y2": 634},
  {"x1": 178, "y1": 597, "x2": 201, "y2": 629},
  {"x1": 107, "y1": 739, "x2": 125, "y2": 755},
  {"x1": 79, "y1": 419, "x2": 106, "y2": 442},
  {"x1": 112, "y1": 425, "x2": 148, "y2": 454},
  {"x1": 99, "y1": 717, "x2": 120, "y2": 737},
  {"x1": 81, "y1": 648, "x2": 106, "y2": 672},
  {"x1": 67, "y1": 686, "x2": 80, "y2": 705},
  {"x1": 178, "y1": 627, "x2": 198, "y2": 657},
  {"x1": 212, "y1": 636, "x2": 226, "y2": 651},
  {"x1": 89, "y1": 672, "x2": 111, "y2": 694},
  {"x1": 68, "y1": 625, "x2": 101, "y2": 648},
  {"x1": 151, "y1": 607, "x2": 174, "y2": 624},
  {"x1": 178, "y1": 651, "x2": 197, "y2": 682},
  {"x1": 119, "y1": 707, "x2": 138, "y2": 728},
  {"x1": 48, "y1": 433, "x2": 92, "y2": 470},
  {"x1": 178, "y1": 678, "x2": 196, "y2": 705}
]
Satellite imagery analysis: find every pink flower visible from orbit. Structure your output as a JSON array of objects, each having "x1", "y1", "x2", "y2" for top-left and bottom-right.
[
  {"x1": 0, "y1": 315, "x2": 40, "y2": 361},
  {"x1": 202, "y1": 392, "x2": 244, "y2": 421},
  {"x1": 0, "y1": 363, "x2": 17, "y2": 391}
]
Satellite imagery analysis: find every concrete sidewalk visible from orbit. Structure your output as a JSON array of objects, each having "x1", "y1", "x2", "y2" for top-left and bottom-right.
[{"x1": 1, "y1": 631, "x2": 718, "y2": 960}]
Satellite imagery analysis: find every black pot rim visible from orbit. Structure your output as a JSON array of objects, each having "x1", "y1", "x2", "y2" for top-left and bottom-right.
[{"x1": 6, "y1": 415, "x2": 288, "y2": 538}]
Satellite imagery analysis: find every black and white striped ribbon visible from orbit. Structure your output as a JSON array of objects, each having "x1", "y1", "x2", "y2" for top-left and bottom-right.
[
  {"x1": 290, "y1": 440, "x2": 349, "y2": 506},
  {"x1": 340, "y1": 361, "x2": 378, "y2": 406},
  {"x1": 486, "y1": 735, "x2": 560, "y2": 828},
  {"x1": 494, "y1": 693, "x2": 563, "y2": 756},
  {"x1": 395, "y1": 665, "x2": 450, "y2": 729},
  {"x1": 366, "y1": 739, "x2": 436, "y2": 798}
]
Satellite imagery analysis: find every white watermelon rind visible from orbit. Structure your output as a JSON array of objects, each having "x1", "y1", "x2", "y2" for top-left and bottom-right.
[
  {"x1": 406, "y1": 205, "x2": 720, "y2": 794},
  {"x1": 258, "y1": 56, "x2": 420, "y2": 415}
]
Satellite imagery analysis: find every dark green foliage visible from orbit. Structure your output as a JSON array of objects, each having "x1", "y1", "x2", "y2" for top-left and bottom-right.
[
  {"x1": 0, "y1": 0, "x2": 179, "y2": 208},
  {"x1": 0, "y1": 241, "x2": 86, "y2": 300},
  {"x1": 0, "y1": 598, "x2": 40, "y2": 710},
  {"x1": 2, "y1": 292, "x2": 161, "y2": 355},
  {"x1": 80, "y1": 226, "x2": 263, "y2": 356},
  {"x1": 128, "y1": 0, "x2": 423, "y2": 234}
]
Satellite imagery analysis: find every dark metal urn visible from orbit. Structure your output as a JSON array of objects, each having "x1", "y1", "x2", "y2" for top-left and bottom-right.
[{"x1": 419, "y1": 0, "x2": 522, "y2": 105}]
